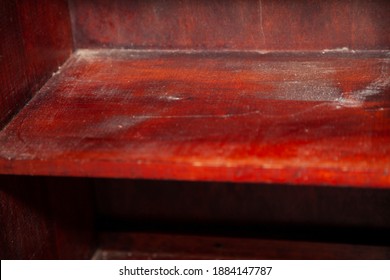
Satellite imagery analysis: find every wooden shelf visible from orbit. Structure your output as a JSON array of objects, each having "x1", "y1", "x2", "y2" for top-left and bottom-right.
[
  {"x1": 0, "y1": 49, "x2": 389, "y2": 187},
  {"x1": 93, "y1": 232, "x2": 390, "y2": 260}
]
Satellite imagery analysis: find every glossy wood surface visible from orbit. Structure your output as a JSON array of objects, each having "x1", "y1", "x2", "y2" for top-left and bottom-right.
[
  {"x1": 0, "y1": 50, "x2": 389, "y2": 187},
  {"x1": 69, "y1": 0, "x2": 390, "y2": 50},
  {"x1": 94, "y1": 232, "x2": 390, "y2": 260},
  {"x1": 0, "y1": 0, "x2": 73, "y2": 128}
]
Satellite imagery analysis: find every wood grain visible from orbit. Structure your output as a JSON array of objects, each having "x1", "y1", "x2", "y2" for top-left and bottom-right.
[
  {"x1": 69, "y1": 0, "x2": 390, "y2": 50},
  {"x1": 0, "y1": 0, "x2": 73, "y2": 128},
  {"x1": 0, "y1": 177, "x2": 56, "y2": 259},
  {"x1": 0, "y1": 176, "x2": 95, "y2": 259},
  {"x1": 0, "y1": 49, "x2": 389, "y2": 187},
  {"x1": 94, "y1": 180, "x2": 390, "y2": 237},
  {"x1": 94, "y1": 232, "x2": 390, "y2": 260}
]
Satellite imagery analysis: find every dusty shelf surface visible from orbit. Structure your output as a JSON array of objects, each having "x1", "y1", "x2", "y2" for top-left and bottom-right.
[{"x1": 0, "y1": 49, "x2": 389, "y2": 187}]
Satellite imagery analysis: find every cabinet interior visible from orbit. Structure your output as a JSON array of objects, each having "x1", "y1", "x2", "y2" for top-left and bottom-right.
[{"x1": 0, "y1": 0, "x2": 389, "y2": 259}]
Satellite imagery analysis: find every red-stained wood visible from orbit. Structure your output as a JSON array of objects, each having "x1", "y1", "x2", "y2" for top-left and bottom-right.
[
  {"x1": 0, "y1": 0, "x2": 388, "y2": 262},
  {"x1": 69, "y1": 0, "x2": 390, "y2": 50},
  {"x1": 0, "y1": 176, "x2": 96, "y2": 259},
  {"x1": 0, "y1": 50, "x2": 389, "y2": 187},
  {"x1": 94, "y1": 232, "x2": 390, "y2": 260},
  {"x1": 0, "y1": 0, "x2": 73, "y2": 128},
  {"x1": 0, "y1": 177, "x2": 57, "y2": 259},
  {"x1": 47, "y1": 177, "x2": 96, "y2": 259}
]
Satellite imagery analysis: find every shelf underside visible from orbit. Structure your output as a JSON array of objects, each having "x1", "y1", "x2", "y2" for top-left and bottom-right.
[{"x1": 0, "y1": 50, "x2": 389, "y2": 187}]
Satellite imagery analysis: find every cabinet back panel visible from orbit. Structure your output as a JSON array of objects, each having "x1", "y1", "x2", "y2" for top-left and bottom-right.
[
  {"x1": 95, "y1": 179, "x2": 390, "y2": 245},
  {"x1": 69, "y1": 0, "x2": 390, "y2": 50}
]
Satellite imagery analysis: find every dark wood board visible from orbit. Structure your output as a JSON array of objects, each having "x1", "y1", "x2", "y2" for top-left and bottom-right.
[
  {"x1": 94, "y1": 180, "x2": 390, "y2": 237},
  {"x1": 69, "y1": 0, "x2": 390, "y2": 50},
  {"x1": 0, "y1": 50, "x2": 389, "y2": 187},
  {"x1": 0, "y1": 176, "x2": 95, "y2": 259},
  {"x1": 94, "y1": 232, "x2": 390, "y2": 260},
  {"x1": 0, "y1": 0, "x2": 73, "y2": 128}
]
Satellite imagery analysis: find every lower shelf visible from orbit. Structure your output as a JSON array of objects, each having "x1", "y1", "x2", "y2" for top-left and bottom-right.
[
  {"x1": 93, "y1": 232, "x2": 390, "y2": 260},
  {"x1": 0, "y1": 49, "x2": 389, "y2": 187}
]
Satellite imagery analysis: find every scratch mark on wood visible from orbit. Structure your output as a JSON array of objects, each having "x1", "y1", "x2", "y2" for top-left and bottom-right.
[
  {"x1": 258, "y1": 0, "x2": 266, "y2": 46},
  {"x1": 338, "y1": 60, "x2": 390, "y2": 107},
  {"x1": 112, "y1": 102, "x2": 333, "y2": 120}
]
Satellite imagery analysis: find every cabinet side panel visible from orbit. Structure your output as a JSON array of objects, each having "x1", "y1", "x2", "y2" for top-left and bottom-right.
[
  {"x1": 0, "y1": 176, "x2": 95, "y2": 259},
  {"x1": 0, "y1": 0, "x2": 73, "y2": 128},
  {"x1": 0, "y1": 177, "x2": 56, "y2": 259},
  {"x1": 69, "y1": 0, "x2": 389, "y2": 50}
]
